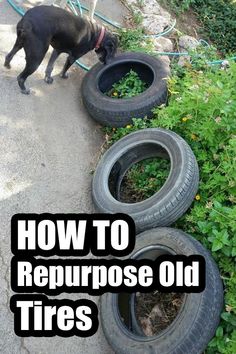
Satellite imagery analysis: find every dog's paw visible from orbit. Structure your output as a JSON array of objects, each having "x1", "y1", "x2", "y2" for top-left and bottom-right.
[
  {"x1": 44, "y1": 76, "x2": 54, "y2": 84},
  {"x1": 4, "y1": 61, "x2": 11, "y2": 69},
  {"x1": 60, "y1": 72, "x2": 69, "y2": 79},
  {"x1": 21, "y1": 88, "x2": 30, "y2": 95}
]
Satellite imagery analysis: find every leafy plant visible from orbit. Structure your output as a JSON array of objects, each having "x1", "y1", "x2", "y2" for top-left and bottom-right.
[
  {"x1": 161, "y1": 0, "x2": 194, "y2": 14},
  {"x1": 106, "y1": 69, "x2": 147, "y2": 98},
  {"x1": 118, "y1": 28, "x2": 155, "y2": 53},
  {"x1": 162, "y1": 0, "x2": 236, "y2": 53},
  {"x1": 121, "y1": 158, "x2": 170, "y2": 201},
  {"x1": 105, "y1": 63, "x2": 236, "y2": 353},
  {"x1": 136, "y1": 0, "x2": 145, "y2": 8},
  {"x1": 132, "y1": 9, "x2": 143, "y2": 26},
  {"x1": 192, "y1": 0, "x2": 236, "y2": 54}
]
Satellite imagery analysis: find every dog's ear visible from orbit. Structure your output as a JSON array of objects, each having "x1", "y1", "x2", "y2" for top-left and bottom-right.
[{"x1": 104, "y1": 35, "x2": 118, "y2": 64}]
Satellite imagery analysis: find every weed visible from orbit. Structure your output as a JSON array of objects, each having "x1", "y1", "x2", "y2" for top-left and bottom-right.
[
  {"x1": 107, "y1": 6, "x2": 236, "y2": 351},
  {"x1": 165, "y1": 0, "x2": 194, "y2": 14},
  {"x1": 132, "y1": 10, "x2": 143, "y2": 26},
  {"x1": 192, "y1": 0, "x2": 236, "y2": 54},
  {"x1": 120, "y1": 158, "x2": 171, "y2": 202},
  {"x1": 136, "y1": 0, "x2": 145, "y2": 8},
  {"x1": 105, "y1": 63, "x2": 236, "y2": 353},
  {"x1": 118, "y1": 28, "x2": 155, "y2": 53},
  {"x1": 162, "y1": 0, "x2": 236, "y2": 53},
  {"x1": 106, "y1": 69, "x2": 147, "y2": 98}
]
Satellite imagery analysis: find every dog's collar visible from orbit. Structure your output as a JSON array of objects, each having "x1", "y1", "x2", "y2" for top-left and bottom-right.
[{"x1": 95, "y1": 26, "x2": 106, "y2": 49}]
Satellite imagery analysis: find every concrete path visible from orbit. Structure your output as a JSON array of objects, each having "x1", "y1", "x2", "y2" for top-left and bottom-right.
[{"x1": 0, "y1": 0, "x2": 128, "y2": 353}]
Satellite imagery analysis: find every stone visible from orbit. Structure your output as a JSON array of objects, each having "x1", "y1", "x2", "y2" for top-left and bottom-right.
[
  {"x1": 126, "y1": 0, "x2": 138, "y2": 6},
  {"x1": 143, "y1": 14, "x2": 171, "y2": 34},
  {"x1": 125, "y1": 0, "x2": 173, "y2": 34},
  {"x1": 177, "y1": 36, "x2": 199, "y2": 66},
  {"x1": 152, "y1": 37, "x2": 174, "y2": 52},
  {"x1": 178, "y1": 55, "x2": 191, "y2": 67},
  {"x1": 142, "y1": 1, "x2": 171, "y2": 18},
  {"x1": 160, "y1": 55, "x2": 171, "y2": 66},
  {"x1": 178, "y1": 35, "x2": 199, "y2": 51}
]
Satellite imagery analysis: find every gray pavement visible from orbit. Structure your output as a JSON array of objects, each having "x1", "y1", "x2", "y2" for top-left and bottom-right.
[{"x1": 0, "y1": 0, "x2": 128, "y2": 353}]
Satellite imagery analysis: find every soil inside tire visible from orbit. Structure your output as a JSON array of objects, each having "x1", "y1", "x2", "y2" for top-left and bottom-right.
[
  {"x1": 119, "y1": 158, "x2": 171, "y2": 203},
  {"x1": 135, "y1": 291, "x2": 184, "y2": 336}
]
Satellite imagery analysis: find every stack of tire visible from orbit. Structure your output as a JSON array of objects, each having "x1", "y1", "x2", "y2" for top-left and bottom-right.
[{"x1": 82, "y1": 53, "x2": 224, "y2": 354}]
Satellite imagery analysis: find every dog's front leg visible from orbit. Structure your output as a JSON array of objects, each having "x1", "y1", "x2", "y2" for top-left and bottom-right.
[
  {"x1": 89, "y1": 0, "x2": 98, "y2": 22},
  {"x1": 45, "y1": 49, "x2": 60, "y2": 84},
  {"x1": 60, "y1": 54, "x2": 76, "y2": 79}
]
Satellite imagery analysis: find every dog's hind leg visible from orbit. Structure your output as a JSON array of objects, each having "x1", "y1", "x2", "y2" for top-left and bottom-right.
[
  {"x1": 44, "y1": 49, "x2": 61, "y2": 84},
  {"x1": 4, "y1": 36, "x2": 23, "y2": 69},
  {"x1": 18, "y1": 39, "x2": 49, "y2": 94}
]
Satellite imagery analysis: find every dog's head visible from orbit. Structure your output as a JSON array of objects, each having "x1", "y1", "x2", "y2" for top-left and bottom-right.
[{"x1": 95, "y1": 31, "x2": 118, "y2": 64}]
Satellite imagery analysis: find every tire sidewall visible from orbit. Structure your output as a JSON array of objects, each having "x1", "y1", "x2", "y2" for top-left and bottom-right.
[
  {"x1": 100, "y1": 228, "x2": 223, "y2": 354},
  {"x1": 92, "y1": 128, "x2": 199, "y2": 231},
  {"x1": 82, "y1": 52, "x2": 170, "y2": 114}
]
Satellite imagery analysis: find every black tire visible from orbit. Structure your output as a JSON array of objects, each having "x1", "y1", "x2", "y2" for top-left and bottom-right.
[
  {"x1": 92, "y1": 128, "x2": 199, "y2": 233},
  {"x1": 81, "y1": 52, "x2": 170, "y2": 127},
  {"x1": 100, "y1": 228, "x2": 224, "y2": 354}
]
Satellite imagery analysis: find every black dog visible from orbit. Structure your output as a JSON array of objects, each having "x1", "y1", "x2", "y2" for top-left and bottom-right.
[{"x1": 4, "y1": 5, "x2": 118, "y2": 94}]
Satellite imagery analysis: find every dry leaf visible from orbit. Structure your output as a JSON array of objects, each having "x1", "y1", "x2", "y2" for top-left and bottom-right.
[
  {"x1": 149, "y1": 304, "x2": 164, "y2": 319},
  {"x1": 140, "y1": 317, "x2": 153, "y2": 336},
  {"x1": 226, "y1": 305, "x2": 233, "y2": 313}
]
